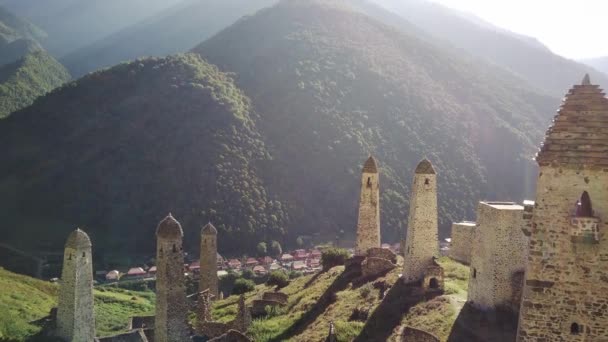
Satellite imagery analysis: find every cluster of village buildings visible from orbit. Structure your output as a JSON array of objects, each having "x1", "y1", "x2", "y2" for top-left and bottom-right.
[{"x1": 45, "y1": 75, "x2": 608, "y2": 342}]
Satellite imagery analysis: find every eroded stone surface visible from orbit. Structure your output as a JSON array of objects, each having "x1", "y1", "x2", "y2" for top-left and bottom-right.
[
  {"x1": 361, "y1": 257, "x2": 396, "y2": 278},
  {"x1": 449, "y1": 222, "x2": 476, "y2": 264}
]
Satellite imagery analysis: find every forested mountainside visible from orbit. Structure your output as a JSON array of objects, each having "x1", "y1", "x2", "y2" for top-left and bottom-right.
[
  {"x1": 0, "y1": 6, "x2": 70, "y2": 118},
  {"x1": 0, "y1": 5, "x2": 45, "y2": 44},
  {"x1": 372, "y1": 0, "x2": 608, "y2": 97},
  {"x1": 63, "y1": 0, "x2": 278, "y2": 77},
  {"x1": 581, "y1": 57, "x2": 608, "y2": 76},
  {"x1": 0, "y1": 0, "x2": 560, "y2": 259},
  {"x1": 0, "y1": 54, "x2": 287, "y2": 258},
  {"x1": 0, "y1": 0, "x2": 182, "y2": 56},
  {"x1": 194, "y1": 0, "x2": 556, "y2": 245},
  {"x1": 0, "y1": 51, "x2": 70, "y2": 118}
]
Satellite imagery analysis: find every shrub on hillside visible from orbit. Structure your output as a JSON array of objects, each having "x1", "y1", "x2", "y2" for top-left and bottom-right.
[
  {"x1": 241, "y1": 268, "x2": 254, "y2": 280},
  {"x1": 266, "y1": 270, "x2": 289, "y2": 289},
  {"x1": 321, "y1": 248, "x2": 349, "y2": 270},
  {"x1": 232, "y1": 278, "x2": 255, "y2": 295}
]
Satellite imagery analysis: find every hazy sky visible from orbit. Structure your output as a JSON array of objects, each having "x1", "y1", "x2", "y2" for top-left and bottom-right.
[{"x1": 429, "y1": 0, "x2": 607, "y2": 59}]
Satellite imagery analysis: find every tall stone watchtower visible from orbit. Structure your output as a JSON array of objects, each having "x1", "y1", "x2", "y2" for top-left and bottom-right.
[
  {"x1": 199, "y1": 222, "x2": 218, "y2": 298},
  {"x1": 56, "y1": 229, "x2": 95, "y2": 341},
  {"x1": 403, "y1": 159, "x2": 439, "y2": 284},
  {"x1": 155, "y1": 214, "x2": 189, "y2": 342},
  {"x1": 517, "y1": 75, "x2": 608, "y2": 341},
  {"x1": 355, "y1": 156, "x2": 381, "y2": 255}
]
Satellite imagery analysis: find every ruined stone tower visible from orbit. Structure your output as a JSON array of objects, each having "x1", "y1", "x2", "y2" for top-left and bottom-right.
[
  {"x1": 467, "y1": 202, "x2": 526, "y2": 312},
  {"x1": 56, "y1": 229, "x2": 95, "y2": 341},
  {"x1": 355, "y1": 156, "x2": 380, "y2": 255},
  {"x1": 403, "y1": 159, "x2": 439, "y2": 284},
  {"x1": 155, "y1": 214, "x2": 189, "y2": 342},
  {"x1": 517, "y1": 75, "x2": 608, "y2": 341},
  {"x1": 200, "y1": 222, "x2": 218, "y2": 298}
]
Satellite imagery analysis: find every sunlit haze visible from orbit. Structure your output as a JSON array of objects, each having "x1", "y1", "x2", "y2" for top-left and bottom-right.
[{"x1": 429, "y1": 0, "x2": 608, "y2": 59}]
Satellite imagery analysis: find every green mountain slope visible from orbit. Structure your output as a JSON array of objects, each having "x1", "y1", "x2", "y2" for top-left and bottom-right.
[
  {"x1": 0, "y1": 0, "x2": 183, "y2": 56},
  {"x1": 0, "y1": 50, "x2": 70, "y2": 118},
  {"x1": 0, "y1": 267, "x2": 154, "y2": 340},
  {"x1": 193, "y1": 0, "x2": 556, "y2": 243},
  {"x1": 373, "y1": 0, "x2": 608, "y2": 97},
  {"x1": 0, "y1": 54, "x2": 287, "y2": 256},
  {"x1": 581, "y1": 56, "x2": 608, "y2": 76},
  {"x1": 63, "y1": 0, "x2": 277, "y2": 77}
]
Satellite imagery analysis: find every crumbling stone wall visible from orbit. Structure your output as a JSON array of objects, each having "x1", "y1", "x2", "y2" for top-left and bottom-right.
[
  {"x1": 155, "y1": 215, "x2": 190, "y2": 342},
  {"x1": 361, "y1": 257, "x2": 396, "y2": 278},
  {"x1": 403, "y1": 159, "x2": 439, "y2": 284},
  {"x1": 56, "y1": 229, "x2": 96, "y2": 341},
  {"x1": 367, "y1": 247, "x2": 397, "y2": 263},
  {"x1": 356, "y1": 156, "x2": 381, "y2": 255},
  {"x1": 262, "y1": 292, "x2": 288, "y2": 304},
  {"x1": 251, "y1": 299, "x2": 284, "y2": 316},
  {"x1": 95, "y1": 329, "x2": 149, "y2": 342},
  {"x1": 449, "y1": 222, "x2": 476, "y2": 264},
  {"x1": 208, "y1": 330, "x2": 252, "y2": 342},
  {"x1": 200, "y1": 223, "x2": 219, "y2": 298},
  {"x1": 422, "y1": 264, "x2": 444, "y2": 293},
  {"x1": 467, "y1": 202, "x2": 527, "y2": 311},
  {"x1": 401, "y1": 326, "x2": 440, "y2": 342}
]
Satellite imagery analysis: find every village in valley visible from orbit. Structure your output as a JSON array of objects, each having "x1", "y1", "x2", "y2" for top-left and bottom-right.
[{"x1": 23, "y1": 75, "x2": 608, "y2": 341}]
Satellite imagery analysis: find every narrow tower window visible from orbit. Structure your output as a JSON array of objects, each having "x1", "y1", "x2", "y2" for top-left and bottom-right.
[
  {"x1": 82, "y1": 252, "x2": 86, "y2": 257},
  {"x1": 367, "y1": 177, "x2": 372, "y2": 187},
  {"x1": 172, "y1": 244, "x2": 177, "y2": 253},
  {"x1": 575, "y1": 191, "x2": 593, "y2": 217},
  {"x1": 571, "y1": 323, "x2": 580, "y2": 335},
  {"x1": 424, "y1": 178, "x2": 430, "y2": 185},
  {"x1": 473, "y1": 268, "x2": 477, "y2": 279}
]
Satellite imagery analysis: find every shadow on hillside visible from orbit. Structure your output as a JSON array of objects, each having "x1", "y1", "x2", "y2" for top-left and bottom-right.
[
  {"x1": 353, "y1": 281, "x2": 437, "y2": 342},
  {"x1": 447, "y1": 303, "x2": 518, "y2": 342},
  {"x1": 269, "y1": 268, "x2": 359, "y2": 342}
]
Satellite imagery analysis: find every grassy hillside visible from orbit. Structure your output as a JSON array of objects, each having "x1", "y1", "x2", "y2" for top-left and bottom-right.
[
  {"x1": 194, "y1": 0, "x2": 556, "y2": 244},
  {"x1": 0, "y1": 54, "x2": 287, "y2": 256},
  {"x1": 212, "y1": 257, "x2": 469, "y2": 341},
  {"x1": 0, "y1": 50, "x2": 70, "y2": 118},
  {"x1": 63, "y1": 0, "x2": 278, "y2": 77},
  {"x1": 373, "y1": 0, "x2": 608, "y2": 97},
  {"x1": 0, "y1": 267, "x2": 155, "y2": 340}
]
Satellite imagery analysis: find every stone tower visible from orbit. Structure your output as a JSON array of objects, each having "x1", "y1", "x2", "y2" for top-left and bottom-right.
[
  {"x1": 355, "y1": 156, "x2": 380, "y2": 255},
  {"x1": 403, "y1": 159, "x2": 439, "y2": 284},
  {"x1": 467, "y1": 202, "x2": 526, "y2": 312},
  {"x1": 56, "y1": 229, "x2": 95, "y2": 341},
  {"x1": 155, "y1": 214, "x2": 189, "y2": 342},
  {"x1": 517, "y1": 75, "x2": 608, "y2": 341},
  {"x1": 199, "y1": 223, "x2": 218, "y2": 298}
]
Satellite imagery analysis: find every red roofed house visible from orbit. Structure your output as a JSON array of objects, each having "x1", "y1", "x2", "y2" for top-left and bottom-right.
[
  {"x1": 124, "y1": 267, "x2": 146, "y2": 279},
  {"x1": 259, "y1": 256, "x2": 274, "y2": 265},
  {"x1": 280, "y1": 254, "x2": 294, "y2": 263},
  {"x1": 253, "y1": 265, "x2": 267, "y2": 276},
  {"x1": 189, "y1": 261, "x2": 201, "y2": 273},
  {"x1": 310, "y1": 249, "x2": 322, "y2": 258},
  {"x1": 293, "y1": 249, "x2": 308, "y2": 260},
  {"x1": 148, "y1": 266, "x2": 157, "y2": 275},
  {"x1": 245, "y1": 257, "x2": 259, "y2": 267},
  {"x1": 227, "y1": 259, "x2": 242, "y2": 269},
  {"x1": 292, "y1": 260, "x2": 307, "y2": 271}
]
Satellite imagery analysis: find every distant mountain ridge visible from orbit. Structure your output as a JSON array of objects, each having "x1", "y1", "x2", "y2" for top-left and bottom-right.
[
  {"x1": 0, "y1": 0, "x2": 183, "y2": 56},
  {"x1": 580, "y1": 57, "x2": 608, "y2": 76},
  {"x1": 62, "y1": 0, "x2": 278, "y2": 77},
  {"x1": 372, "y1": 0, "x2": 608, "y2": 97}
]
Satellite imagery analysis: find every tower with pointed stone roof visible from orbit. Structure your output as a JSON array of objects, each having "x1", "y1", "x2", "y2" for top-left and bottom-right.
[
  {"x1": 155, "y1": 214, "x2": 189, "y2": 342},
  {"x1": 403, "y1": 159, "x2": 439, "y2": 284},
  {"x1": 355, "y1": 156, "x2": 381, "y2": 255},
  {"x1": 517, "y1": 75, "x2": 608, "y2": 341},
  {"x1": 56, "y1": 229, "x2": 95, "y2": 341}
]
